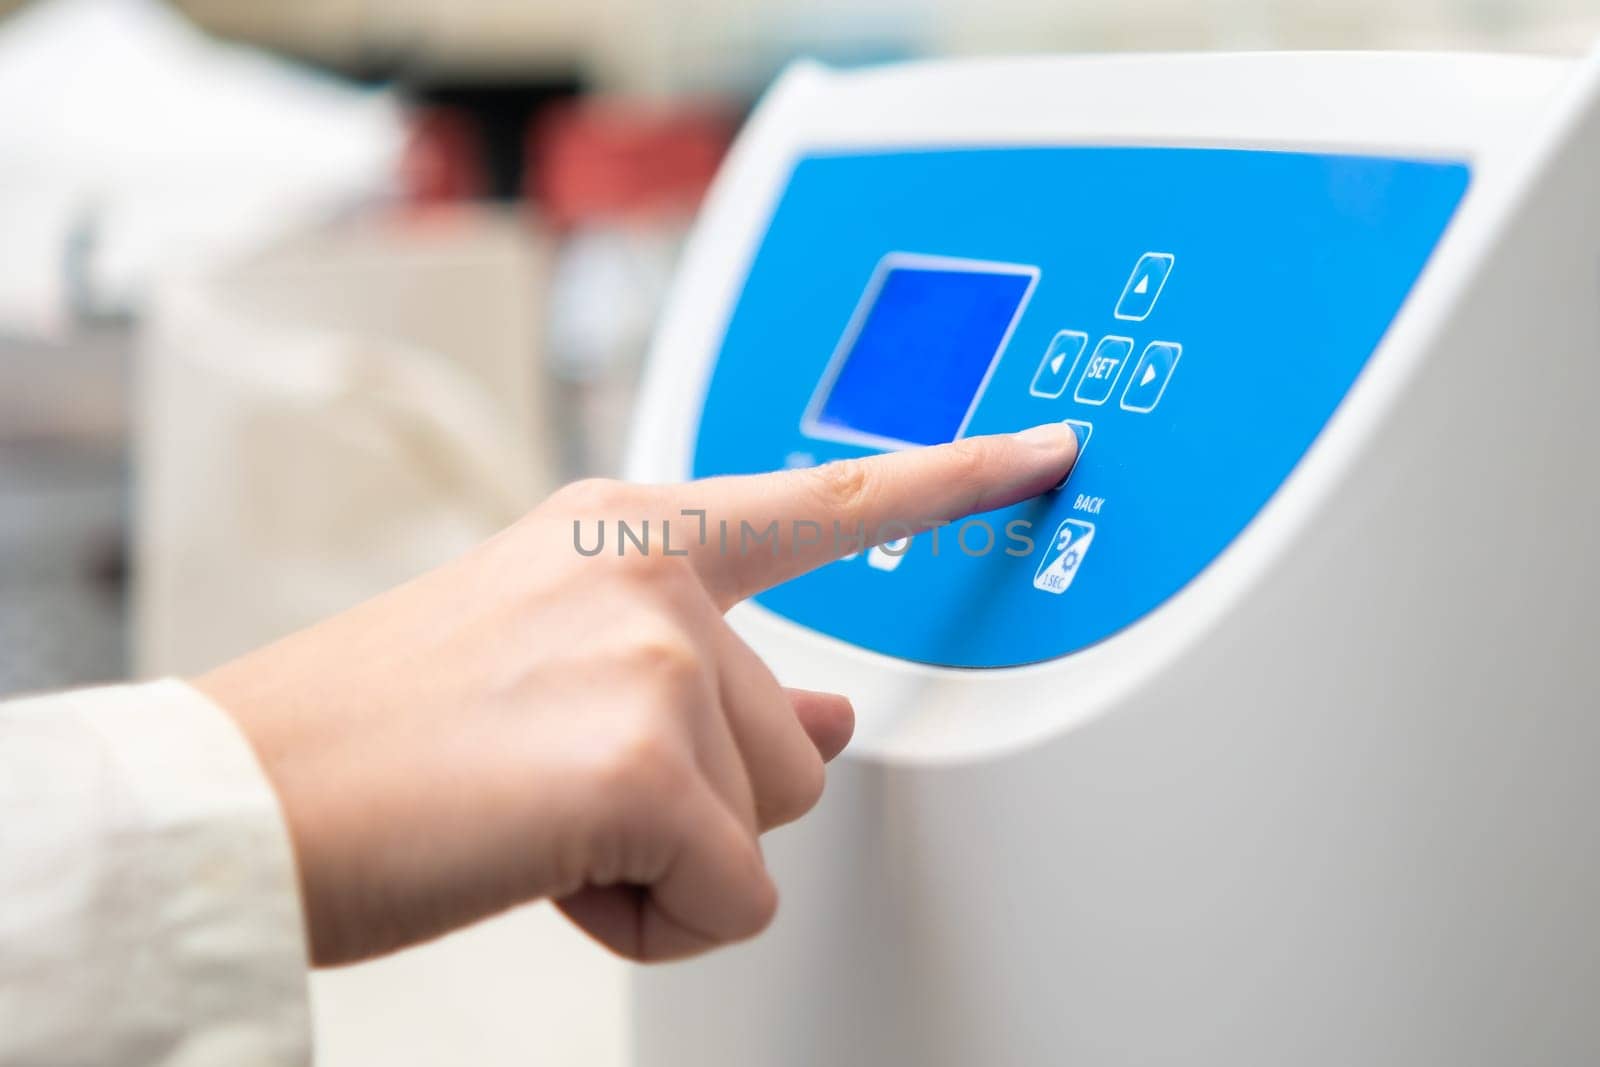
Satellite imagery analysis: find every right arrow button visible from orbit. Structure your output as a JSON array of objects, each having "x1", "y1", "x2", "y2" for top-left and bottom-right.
[{"x1": 1120, "y1": 341, "x2": 1182, "y2": 414}]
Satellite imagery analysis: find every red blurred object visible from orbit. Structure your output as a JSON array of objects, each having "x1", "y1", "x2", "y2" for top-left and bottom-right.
[
  {"x1": 529, "y1": 102, "x2": 736, "y2": 230},
  {"x1": 401, "y1": 107, "x2": 489, "y2": 205}
]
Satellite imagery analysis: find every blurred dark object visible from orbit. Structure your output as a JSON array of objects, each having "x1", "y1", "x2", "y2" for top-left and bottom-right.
[
  {"x1": 401, "y1": 106, "x2": 489, "y2": 204},
  {"x1": 401, "y1": 77, "x2": 583, "y2": 204}
]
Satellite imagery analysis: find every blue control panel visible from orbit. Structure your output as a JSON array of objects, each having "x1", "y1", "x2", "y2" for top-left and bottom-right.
[{"x1": 692, "y1": 147, "x2": 1469, "y2": 667}]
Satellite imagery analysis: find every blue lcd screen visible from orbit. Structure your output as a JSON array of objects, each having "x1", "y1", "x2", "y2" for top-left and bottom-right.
[{"x1": 803, "y1": 257, "x2": 1036, "y2": 448}]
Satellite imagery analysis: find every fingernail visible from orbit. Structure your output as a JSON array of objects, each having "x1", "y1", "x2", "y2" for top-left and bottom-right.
[{"x1": 1014, "y1": 421, "x2": 1079, "y2": 455}]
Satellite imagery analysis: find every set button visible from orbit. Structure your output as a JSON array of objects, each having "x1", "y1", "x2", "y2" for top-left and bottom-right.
[{"x1": 1073, "y1": 336, "x2": 1134, "y2": 405}]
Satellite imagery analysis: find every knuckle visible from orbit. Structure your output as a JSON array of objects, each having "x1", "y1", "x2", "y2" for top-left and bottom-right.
[
  {"x1": 599, "y1": 718, "x2": 693, "y2": 805},
  {"x1": 771, "y1": 754, "x2": 826, "y2": 825},
  {"x1": 608, "y1": 617, "x2": 716, "y2": 718},
  {"x1": 807, "y1": 459, "x2": 874, "y2": 516},
  {"x1": 738, "y1": 872, "x2": 780, "y2": 938},
  {"x1": 624, "y1": 628, "x2": 707, "y2": 695},
  {"x1": 584, "y1": 628, "x2": 715, "y2": 807},
  {"x1": 619, "y1": 551, "x2": 697, "y2": 597},
  {"x1": 551, "y1": 477, "x2": 631, "y2": 514},
  {"x1": 797, "y1": 754, "x2": 826, "y2": 811},
  {"x1": 943, "y1": 437, "x2": 1003, "y2": 513},
  {"x1": 945, "y1": 437, "x2": 994, "y2": 485}
]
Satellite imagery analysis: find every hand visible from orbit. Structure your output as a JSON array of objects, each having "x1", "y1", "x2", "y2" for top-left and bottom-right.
[{"x1": 196, "y1": 423, "x2": 1078, "y2": 965}]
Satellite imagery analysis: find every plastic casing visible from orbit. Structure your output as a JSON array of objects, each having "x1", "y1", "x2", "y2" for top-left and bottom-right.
[{"x1": 627, "y1": 53, "x2": 1600, "y2": 1066}]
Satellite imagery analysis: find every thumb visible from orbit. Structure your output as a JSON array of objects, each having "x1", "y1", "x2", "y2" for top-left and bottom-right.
[{"x1": 784, "y1": 687, "x2": 855, "y2": 762}]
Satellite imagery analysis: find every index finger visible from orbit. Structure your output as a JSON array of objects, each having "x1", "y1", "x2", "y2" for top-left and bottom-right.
[{"x1": 680, "y1": 421, "x2": 1079, "y2": 606}]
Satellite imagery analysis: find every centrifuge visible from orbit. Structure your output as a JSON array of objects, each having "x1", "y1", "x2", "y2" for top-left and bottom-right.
[{"x1": 626, "y1": 51, "x2": 1600, "y2": 1065}]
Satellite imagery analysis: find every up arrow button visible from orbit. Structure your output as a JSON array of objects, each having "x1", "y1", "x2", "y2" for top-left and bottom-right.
[{"x1": 1114, "y1": 252, "x2": 1174, "y2": 322}]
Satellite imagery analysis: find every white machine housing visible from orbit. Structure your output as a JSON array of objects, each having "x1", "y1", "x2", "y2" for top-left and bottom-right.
[{"x1": 626, "y1": 52, "x2": 1600, "y2": 1065}]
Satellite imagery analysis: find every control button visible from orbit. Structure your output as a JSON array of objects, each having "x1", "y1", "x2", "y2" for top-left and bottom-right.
[
  {"x1": 1120, "y1": 341, "x2": 1182, "y2": 413},
  {"x1": 1113, "y1": 252, "x2": 1174, "y2": 322},
  {"x1": 868, "y1": 536, "x2": 910, "y2": 571},
  {"x1": 1052, "y1": 419, "x2": 1092, "y2": 490},
  {"x1": 1074, "y1": 336, "x2": 1134, "y2": 406},
  {"x1": 1033, "y1": 518, "x2": 1096, "y2": 595},
  {"x1": 1029, "y1": 330, "x2": 1089, "y2": 399}
]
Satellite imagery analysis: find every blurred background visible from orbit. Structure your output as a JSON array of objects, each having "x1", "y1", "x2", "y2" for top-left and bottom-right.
[
  {"x1": 0, "y1": 0, "x2": 1593, "y2": 1063},
  {"x1": 4, "y1": 0, "x2": 1595, "y2": 700}
]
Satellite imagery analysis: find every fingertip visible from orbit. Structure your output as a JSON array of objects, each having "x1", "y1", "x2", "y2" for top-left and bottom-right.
[
  {"x1": 1013, "y1": 420, "x2": 1081, "y2": 459},
  {"x1": 1011, "y1": 422, "x2": 1080, "y2": 486}
]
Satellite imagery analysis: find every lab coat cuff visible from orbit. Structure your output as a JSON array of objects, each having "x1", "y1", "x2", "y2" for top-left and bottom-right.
[{"x1": 62, "y1": 679, "x2": 310, "y2": 1065}]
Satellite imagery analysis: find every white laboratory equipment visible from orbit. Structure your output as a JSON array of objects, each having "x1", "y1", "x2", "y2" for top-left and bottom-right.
[{"x1": 625, "y1": 53, "x2": 1600, "y2": 1065}]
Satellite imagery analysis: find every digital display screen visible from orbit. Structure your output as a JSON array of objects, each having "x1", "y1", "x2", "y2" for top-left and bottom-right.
[{"x1": 802, "y1": 255, "x2": 1037, "y2": 449}]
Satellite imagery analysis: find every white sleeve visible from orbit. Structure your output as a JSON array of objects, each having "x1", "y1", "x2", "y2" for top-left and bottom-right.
[{"x1": 0, "y1": 680, "x2": 311, "y2": 1067}]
